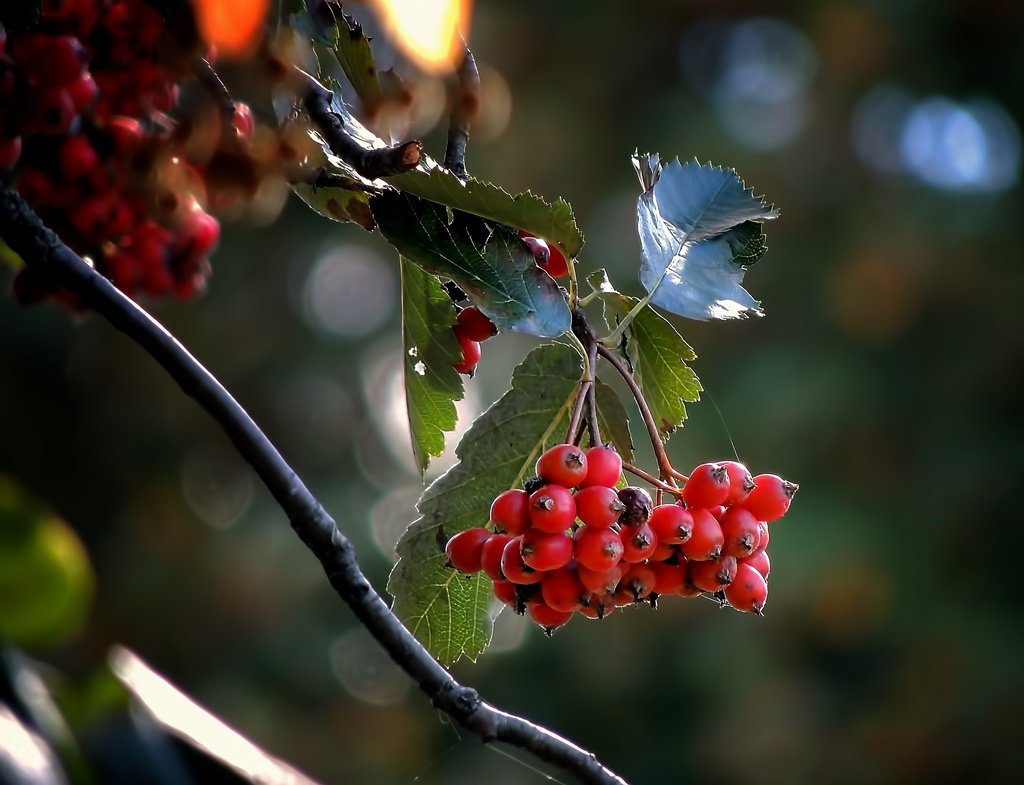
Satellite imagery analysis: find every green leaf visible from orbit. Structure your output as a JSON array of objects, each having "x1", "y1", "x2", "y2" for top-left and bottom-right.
[
  {"x1": 332, "y1": 11, "x2": 383, "y2": 115},
  {"x1": 594, "y1": 379, "x2": 634, "y2": 461},
  {"x1": 291, "y1": 181, "x2": 377, "y2": 229},
  {"x1": 388, "y1": 165, "x2": 584, "y2": 259},
  {"x1": 401, "y1": 258, "x2": 465, "y2": 475},
  {"x1": 372, "y1": 190, "x2": 572, "y2": 338},
  {"x1": 0, "y1": 476, "x2": 94, "y2": 648},
  {"x1": 388, "y1": 343, "x2": 584, "y2": 663},
  {"x1": 589, "y1": 269, "x2": 702, "y2": 438}
]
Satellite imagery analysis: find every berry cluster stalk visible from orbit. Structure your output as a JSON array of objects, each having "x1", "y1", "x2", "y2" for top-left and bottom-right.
[{"x1": 0, "y1": 186, "x2": 630, "y2": 785}]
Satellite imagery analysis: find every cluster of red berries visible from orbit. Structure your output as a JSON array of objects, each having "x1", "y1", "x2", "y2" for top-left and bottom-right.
[
  {"x1": 445, "y1": 443, "x2": 797, "y2": 634},
  {"x1": 0, "y1": 1, "x2": 249, "y2": 303},
  {"x1": 451, "y1": 305, "x2": 497, "y2": 375}
]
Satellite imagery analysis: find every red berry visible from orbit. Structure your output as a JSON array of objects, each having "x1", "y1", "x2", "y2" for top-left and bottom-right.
[
  {"x1": 453, "y1": 332, "x2": 481, "y2": 374},
  {"x1": 59, "y1": 135, "x2": 98, "y2": 179},
  {"x1": 12, "y1": 35, "x2": 86, "y2": 88},
  {"x1": 500, "y1": 536, "x2": 542, "y2": 584},
  {"x1": 527, "y1": 484, "x2": 576, "y2": 533},
  {"x1": 521, "y1": 529, "x2": 574, "y2": 572},
  {"x1": 0, "y1": 137, "x2": 21, "y2": 171},
  {"x1": 617, "y1": 486, "x2": 653, "y2": 527},
  {"x1": 678, "y1": 508, "x2": 724, "y2": 561},
  {"x1": 536, "y1": 443, "x2": 588, "y2": 488},
  {"x1": 580, "y1": 592, "x2": 616, "y2": 620},
  {"x1": 521, "y1": 234, "x2": 549, "y2": 265},
  {"x1": 682, "y1": 462, "x2": 731, "y2": 508},
  {"x1": 492, "y1": 579, "x2": 516, "y2": 605},
  {"x1": 725, "y1": 563, "x2": 769, "y2": 613},
  {"x1": 540, "y1": 243, "x2": 569, "y2": 279},
  {"x1": 580, "y1": 445, "x2": 622, "y2": 488},
  {"x1": 649, "y1": 503, "x2": 693, "y2": 545},
  {"x1": 721, "y1": 461, "x2": 755, "y2": 506},
  {"x1": 719, "y1": 506, "x2": 761, "y2": 559},
  {"x1": 573, "y1": 485, "x2": 624, "y2": 528},
  {"x1": 489, "y1": 489, "x2": 530, "y2": 535},
  {"x1": 106, "y1": 116, "x2": 144, "y2": 157},
  {"x1": 527, "y1": 601, "x2": 573, "y2": 633},
  {"x1": 576, "y1": 562, "x2": 625, "y2": 594},
  {"x1": 66, "y1": 72, "x2": 99, "y2": 113},
  {"x1": 232, "y1": 102, "x2": 255, "y2": 138},
  {"x1": 455, "y1": 306, "x2": 497, "y2": 341},
  {"x1": 445, "y1": 527, "x2": 490, "y2": 573},
  {"x1": 649, "y1": 540, "x2": 676, "y2": 562},
  {"x1": 573, "y1": 525, "x2": 624, "y2": 572},
  {"x1": 184, "y1": 209, "x2": 220, "y2": 255},
  {"x1": 750, "y1": 521, "x2": 770, "y2": 557},
  {"x1": 621, "y1": 521, "x2": 658, "y2": 563},
  {"x1": 541, "y1": 568, "x2": 586, "y2": 613},
  {"x1": 741, "y1": 550, "x2": 771, "y2": 581},
  {"x1": 480, "y1": 532, "x2": 513, "y2": 580},
  {"x1": 743, "y1": 474, "x2": 798, "y2": 522},
  {"x1": 689, "y1": 555, "x2": 738, "y2": 593},
  {"x1": 29, "y1": 87, "x2": 76, "y2": 135},
  {"x1": 650, "y1": 561, "x2": 688, "y2": 595},
  {"x1": 616, "y1": 563, "x2": 657, "y2": 603}
]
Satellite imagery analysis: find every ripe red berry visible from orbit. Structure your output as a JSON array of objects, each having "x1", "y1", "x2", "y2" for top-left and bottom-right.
[
  {"x1": 232, "y1": 102, "x2": 255, "y2": 138},
  {"x1": 579, "y1": 591, "x2": 616, "y2": 620},
  {"x1": 536, "y1": 443, "x2": 588, "y2": 488},
  {"x1": 580, "y1": 445, "x2": 622, "y2": 488},
  {"x1": 59, "y1": 135, "x2": 98, "y2": 179},
  {"x1": 453, "y1": 332, "x2": 481, "y2": 374},
  {"x1": 576, "y1": 562, "x2": 625, "y2": 594},
  {"x1": 492, "y1": 579, "x2": 516, "y2": 606},
  {"x1": 678, "y1": 508, "x2": 724, "y2": 561},
  {"x1": 650, "y1": 561, "x2": 688, "y2": 595},
  {"x1": 521, "y1": 529, "x2": 574, "y2": 572},
  {"x1": 682, "y1": 462, "x2": 731, "y2": 508},
  {"x1": 617, "y1": 486, "x2": 653, "y2": 527},
  {"x1": 500, "y1": 536, "x2": 543, "y2": 584},
  {"x1": 445, "y1": 527, "x2": 491, "y2": 573},
  {"x1": 621, "y1": 521, "x2": 658, "y2": 563},
  {"x1": 573, "y1": 525, "x2": 624, "y2": 572},
  {"x1": 719, "y1": 506, "x2": 761, "y2": 559},
  {"x1": 750, "y1": 521, "x2": 770, "y2": 557},
  {"x1": 689, "y1": 555, "x2": 738, "y2": 593},
  {"x1": 480, "y1": 532, "x2": 513, "y2": 580},
  {"x1": 540, "y1": 243, "x2": 569, "y2": 279},
  {"x1": 455, "y1": 306, "x2": 497, "y2": 341},
  {"x1": 490, "y1": 489, "x2": 530, "y2": 535},
  {"x1": 528, "y1": 484, "x2": 576, "y2": 533},
  {"x1": 30, "y1": 87, "x2": 76, "y2": 135},
  {"x1": 0, "y1": 137, "x2": 21, "y2": 171},
  {"x1": 649, "y1": 503, "x2": 693, "y2": 545},
  {"x1": 527, "y1": 601, "x2": 573, "y2": 633},
  {"x1": 649, "y1": 540, "x2": 676, "y2": 562},
  {"x1": 66, "y1": 72, "x2": 99, "y2": 113},
  {"x1": 721, "y1": 461, "x2": 755, "y2": 506},
  {"x1": 743, "y1": 474, "x2": 798, "y2": 522},
  {"x1": 725, "y1": 563, "x2": 769, "y2": 613},
  {"x1": 741, "y1": 550, "x2": 771, "y2": 580},
  {"x1": 616, "y1": 563, "x2": 656, "y2": 603},
  {"x1": 541, "y1": 568, "x2": 586, "y2": 613},
  {"x1": 521, "y1": 234, "x2": 549, "y2": 265},
  {"x1": 573, "y1": 485, "x2": 624, "y2": 528}
]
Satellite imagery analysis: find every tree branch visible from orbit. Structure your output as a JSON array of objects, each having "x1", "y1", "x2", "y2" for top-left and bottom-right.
[
  {"x1": 0, "y1": 186, "x2": 629, "y2": 785},
  {"x1": 293, "y1": 67, "x2": 422, "y2": 180},
  {"x1": 443, "y1": 39, "x2": 480, "y2": 180}
]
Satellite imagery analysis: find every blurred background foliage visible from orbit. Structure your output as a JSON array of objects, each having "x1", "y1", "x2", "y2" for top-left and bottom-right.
[{"x1": 2, "y1": 0, "x2": 1024, "y2": 782}]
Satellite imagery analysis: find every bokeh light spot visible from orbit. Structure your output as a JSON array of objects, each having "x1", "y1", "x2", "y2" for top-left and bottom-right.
[
  {"x1": 330, "y1": 628, "x2": 410, "y2": 706},
  {"x1": 302, "y1": 246, "x2": 395, "y2": 338}
]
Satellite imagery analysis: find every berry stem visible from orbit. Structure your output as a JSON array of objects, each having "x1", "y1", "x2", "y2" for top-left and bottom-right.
[
  {"x1": 442, "y1": 38, "x2": 479, "y2": 181},
  {"x1": 585, "y1": 338, "x2": 602, "y2": 446},
  {"x1": 193, "y1": 55, "x2": 236, "y2": 135},
  {"x1": 0, "y1": 186, "x2": 629, "y2": 785},
  {"x1": 621, "y1": 461, "x2": 683, "y2": 497},
  {"x1": 596, "y1": 343, "x2": 677, "y2": 487}
]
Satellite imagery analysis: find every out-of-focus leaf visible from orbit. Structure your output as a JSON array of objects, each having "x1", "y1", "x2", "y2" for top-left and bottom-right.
[
  {"x1": 388, "y1": 343, "x2": 584, "y2": 663},
  {"x1": 327, "y1": 11, "x2": 383, "y2": 113},
  {"x1": 290, "y1": 180, "x2": 378, "y2": 229},
  {"x1": 388, "y1": 164, "x2": 584, "y2": 260},
  {"x1": 634, "y1": 153, "x2": 777, "y2": 320},
  {"x1": 0, "y1": 477, "x2": 93, "y2": 648},
  {"x1": 401, "y1": 258, "x2": 465, "y2": 475},
  {"x1": 589, "y1": 270, "x2": 702, "y2": 438},
  {"x1": 372, "y1": 190, "x2": 571, "y2": 338},
  {"x1": 594, "y1": 380, "x2": 634, "y2": 461}
]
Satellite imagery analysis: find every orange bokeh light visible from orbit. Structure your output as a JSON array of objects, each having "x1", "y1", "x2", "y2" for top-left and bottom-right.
[
  {"x1": 194, "y1": 0, "x2": 269, "y2": 59},
  {"x1": 372, "y1": 0, "x2": 472, "y2": 73}
]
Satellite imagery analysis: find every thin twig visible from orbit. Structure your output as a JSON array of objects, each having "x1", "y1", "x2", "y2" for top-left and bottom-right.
[
  {"x1": 443, "y1": 38, "x2": 480, "y2": 180},
  {"x1": 0, "y1": 186, "x2": 629, "y2": 785},
  {"x1": 621, "y1": 462, "x2": 683, "y2": 497},
  {"x1": 194, "y1": 56, "x2": 236, "y2": 134},
  {"x1": 565, "y1": 380, "x2": 592, "y2": 446},
  {"x1": 585, "y1": 339, "x2": 601, "y2": 446},
  {"x1": 293, "y1": 67, "x2": 422, "y2": 180},
  {"x1": 596, "y1": 343, "x2": 676, "y2": 487}
]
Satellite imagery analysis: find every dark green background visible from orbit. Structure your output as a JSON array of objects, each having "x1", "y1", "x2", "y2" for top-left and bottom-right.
[{"x1": 2, "y1": 0, "x2": 1022, "y2": 782}]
